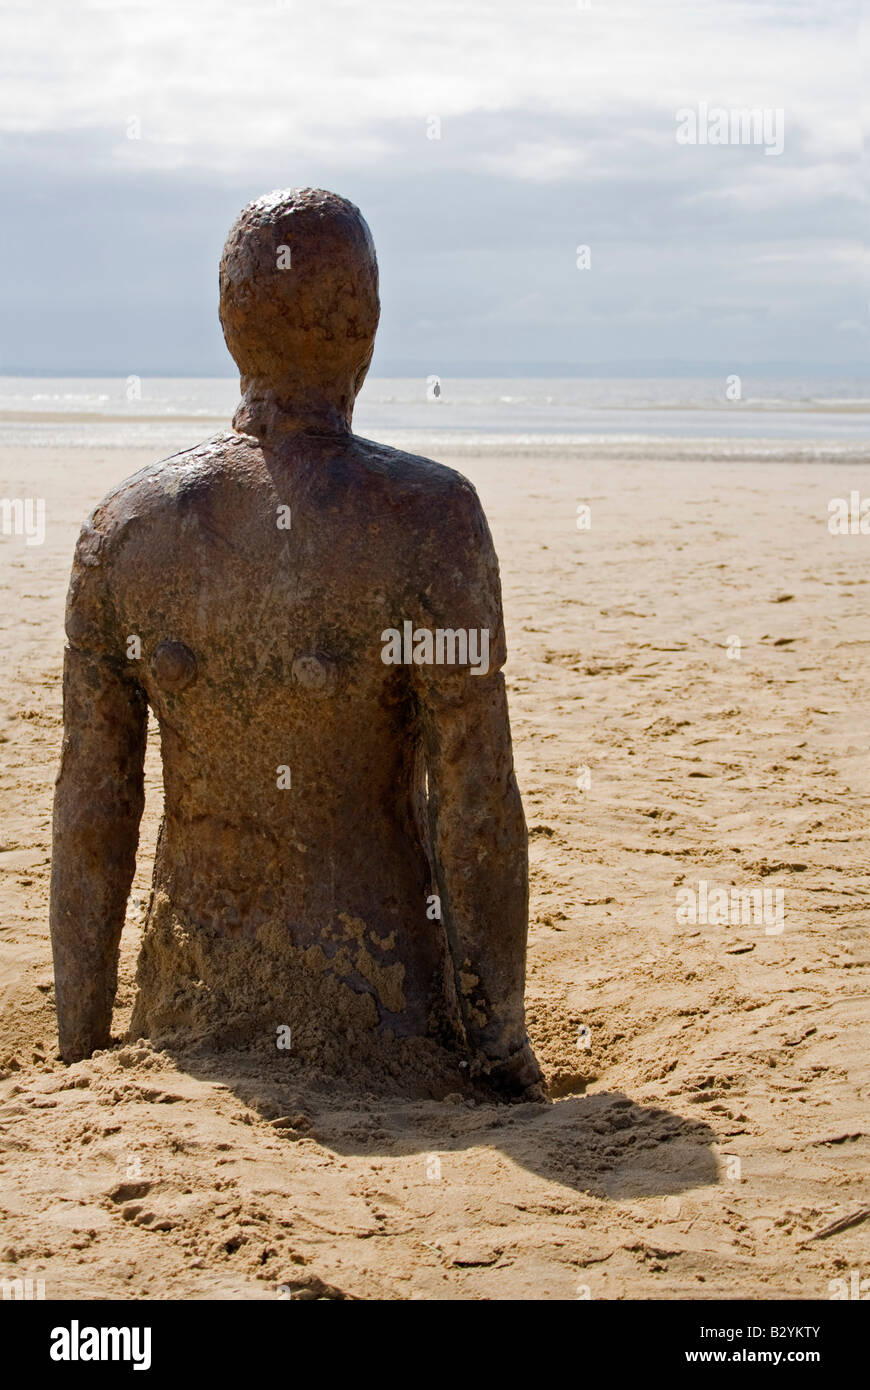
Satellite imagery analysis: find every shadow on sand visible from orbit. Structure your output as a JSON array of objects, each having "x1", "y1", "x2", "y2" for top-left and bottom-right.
[{"x1": 160, "y1": 1044, "x2": 720, "y2": 1201}]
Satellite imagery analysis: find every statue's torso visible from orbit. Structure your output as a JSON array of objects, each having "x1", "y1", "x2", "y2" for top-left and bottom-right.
[{"x1": 101, "y1": 431, "x2": 471, "y2": 1042}]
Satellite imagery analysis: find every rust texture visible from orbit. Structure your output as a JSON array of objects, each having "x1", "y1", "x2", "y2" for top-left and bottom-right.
[{"x1": 50, "y1": 188, "x2": 542, "y2": 1098}]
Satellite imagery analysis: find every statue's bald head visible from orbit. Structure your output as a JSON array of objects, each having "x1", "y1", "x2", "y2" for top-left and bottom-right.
[{"x1": 219, "y1": 188, "x2": 380, "y2": 436}]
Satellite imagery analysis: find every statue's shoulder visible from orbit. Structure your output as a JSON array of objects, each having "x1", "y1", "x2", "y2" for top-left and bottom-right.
[
  {"x1": 65, "y1": 435, "x2": 254, "y2": 642},
  {"x1": 349, "y1": 435, "x2": 484, "y2": 523},
  {"x1": 84, "y1": 432, "x2": 251, "y2": 541}
]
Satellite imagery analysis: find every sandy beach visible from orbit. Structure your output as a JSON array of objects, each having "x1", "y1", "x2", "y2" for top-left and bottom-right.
[{"x1": 1, "y1": 435, "x2": 868, "y2": 1300}]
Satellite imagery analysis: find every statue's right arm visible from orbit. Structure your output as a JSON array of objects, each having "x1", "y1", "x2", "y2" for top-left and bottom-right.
[{"x1": 50, "y1": 519, "x2": 147, "y2": 1062}]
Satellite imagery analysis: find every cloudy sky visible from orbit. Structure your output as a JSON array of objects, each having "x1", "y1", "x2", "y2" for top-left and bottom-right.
[{"x1": 0, "y1": 0, "x2": 863, "y2": 375}]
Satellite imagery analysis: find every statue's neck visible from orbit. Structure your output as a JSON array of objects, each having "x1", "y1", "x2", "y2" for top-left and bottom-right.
[{"x1": 232, "y1": 383, "x2": 353, "y2": 442}]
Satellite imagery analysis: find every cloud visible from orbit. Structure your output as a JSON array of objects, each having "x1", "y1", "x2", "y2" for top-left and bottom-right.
[{"x1": 0, "y1": 0, "x2": 862, "y2": 372}]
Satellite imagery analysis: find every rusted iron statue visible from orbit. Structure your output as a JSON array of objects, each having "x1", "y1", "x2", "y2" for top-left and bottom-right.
[{"x1": 50, "y1": 188, "x2": 542, "y2": 1099}]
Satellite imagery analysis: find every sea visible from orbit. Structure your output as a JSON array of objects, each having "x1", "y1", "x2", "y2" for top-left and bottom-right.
[{"x1": 0, "y1": 375, "x2": 867, "y2": 455}]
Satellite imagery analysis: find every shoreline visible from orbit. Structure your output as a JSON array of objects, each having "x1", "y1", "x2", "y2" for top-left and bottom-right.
[{"x1": 0, "y1": 435, "x2": 867, "y2": 461}]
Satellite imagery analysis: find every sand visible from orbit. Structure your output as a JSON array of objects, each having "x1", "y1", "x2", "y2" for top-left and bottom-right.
[{"x1": 0, "y1": 437, "x2": 868, "y2": 1300}]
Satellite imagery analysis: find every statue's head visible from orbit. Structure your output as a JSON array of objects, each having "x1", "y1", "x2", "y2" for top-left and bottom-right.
[{"x1": 219, "y1": 188, "x2": 380, "y2": 437}]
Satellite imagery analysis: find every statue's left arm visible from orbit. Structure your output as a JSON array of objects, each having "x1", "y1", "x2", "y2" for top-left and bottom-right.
[{"x1": 411, "y1": 478, "x2": 543, "y2": 1097}]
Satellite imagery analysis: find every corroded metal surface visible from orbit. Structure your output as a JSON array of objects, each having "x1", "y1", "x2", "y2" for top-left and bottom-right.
[{"x1": 50, "y1": 188, "x2": 542, "y2": 1098}]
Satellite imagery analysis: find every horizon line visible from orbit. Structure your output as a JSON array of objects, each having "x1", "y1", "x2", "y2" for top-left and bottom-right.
[{"x1": 0, "y1": 363, "x2": 865, "y2": 380}]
